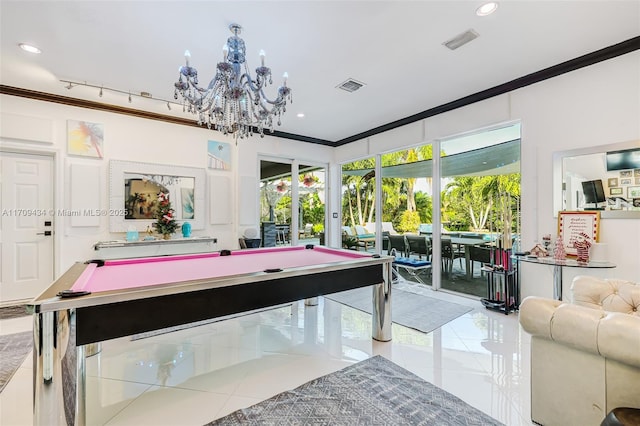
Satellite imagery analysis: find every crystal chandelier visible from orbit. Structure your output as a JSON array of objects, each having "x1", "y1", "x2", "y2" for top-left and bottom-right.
[{"x1": 174, "y1": 23, "x2": 292, "y2": 140}]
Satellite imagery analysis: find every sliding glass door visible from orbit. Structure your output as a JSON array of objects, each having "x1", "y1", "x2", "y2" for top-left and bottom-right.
[
  {"x1": 339, "y1": 123, "x2": 521, "y2": 298},
  {"x1": 438, "y1": 124, "x2": 521, "y2": 297},
  {"x1": 260, "y1": 158, "x2": 327, "y2": 247}
]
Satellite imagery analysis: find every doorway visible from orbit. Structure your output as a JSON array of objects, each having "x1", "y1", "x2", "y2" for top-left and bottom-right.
[
  {"x1": 0, "y1": 151, "x2": 55, "y2": 303},
  {"x1": 259, "y1": 158, "x2": 327, "y2": 247}
]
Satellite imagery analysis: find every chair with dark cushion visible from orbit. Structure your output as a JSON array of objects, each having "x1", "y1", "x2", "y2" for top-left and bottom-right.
[
  {"x1": 468, "y1": 245, "x2": 492, "y2": 277},
  {"x1": 442, "y1": 238, "x2": 464, "y2": 275},
  {"x1": 405, "y1": 234, "x2": 430, "y2": 260},
  {"x1": 381, "y1": 231, "x2": 390, "y2": 252},
  {"x1": 387, "y1": 234, "x2": 407, "y2": 257}
]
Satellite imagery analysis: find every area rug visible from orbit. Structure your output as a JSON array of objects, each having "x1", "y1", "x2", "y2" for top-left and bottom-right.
[
  {"x1": 0, "y1": 330, "x2": 32, "y2": 393},
  {"x1": 0, "y1": 305, "x2": 29, "y2": 320},
  {"x1": 325, "y1": 287, "x2": 472, "y2": 334},
  {"x1": 206, "y1": 355, "x2": 502, "y2": 425}
]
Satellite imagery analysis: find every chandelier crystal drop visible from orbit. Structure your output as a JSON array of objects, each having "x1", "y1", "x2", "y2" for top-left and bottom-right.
[{"x1": 174, "y1": 23, "x2": 292, "y2": 140}]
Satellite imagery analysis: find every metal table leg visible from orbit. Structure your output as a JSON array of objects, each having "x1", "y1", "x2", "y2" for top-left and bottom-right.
[
  {"x1": 372, "y1": 262, "x2": 392, "y2": 342},
  {"x1": 553, "y1": 264, "x2": 563, "y2": 300}
]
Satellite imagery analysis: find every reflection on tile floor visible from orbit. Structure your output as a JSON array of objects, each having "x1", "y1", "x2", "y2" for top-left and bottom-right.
[{"x1": 0, "y1": 287, "x2": 534, "y2": 425}]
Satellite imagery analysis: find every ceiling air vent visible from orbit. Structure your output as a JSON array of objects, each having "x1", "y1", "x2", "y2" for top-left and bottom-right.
[
  {"x1": 443, "y1": 29, "x2": 479, "y2": 50},
  {"x1": 337, "y1": 78, "x2": 365, "y2": 93}
]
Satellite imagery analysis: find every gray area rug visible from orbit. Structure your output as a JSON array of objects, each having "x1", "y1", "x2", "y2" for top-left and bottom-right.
[
  {"x1": 206, "y1": 355, "x2": 502, "y2": 425},
  {"x1": 0, "y1": 330, "x2": 32, "y2": 393},
  {"x1": 326, "y1": 286, "x2": 472, "y2": 334},
  {"x1": 0, "y1": 305, "x2": 29, "y2": 320}
]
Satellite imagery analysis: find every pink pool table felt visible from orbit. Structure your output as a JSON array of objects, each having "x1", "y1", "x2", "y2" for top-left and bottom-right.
[{"x1": 72, "y1": 246, "x2": 371, "y2": 293}]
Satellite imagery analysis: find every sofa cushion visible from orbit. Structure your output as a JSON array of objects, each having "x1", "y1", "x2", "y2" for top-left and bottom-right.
[
  {"x1": 572, "y1": 276, "x2": 640, "y2": 316},
  {"x1": 551, "y1": 303, "x2": 605, "y2": 355}
]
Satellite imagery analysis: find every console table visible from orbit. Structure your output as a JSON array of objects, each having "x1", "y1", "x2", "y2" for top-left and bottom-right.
[
  {"x1": 514, "y1": 256, "x2": 616, "y2": 300},
  {"x1": 93, "y1": 236, "x2": 217, "y2": 259}
]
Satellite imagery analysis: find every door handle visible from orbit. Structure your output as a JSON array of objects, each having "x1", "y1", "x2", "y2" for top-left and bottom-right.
[{"x1": 36, "y1": 231, "x2": 52, "y2": 236}]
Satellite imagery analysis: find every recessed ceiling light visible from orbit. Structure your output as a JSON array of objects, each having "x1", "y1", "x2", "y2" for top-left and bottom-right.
[
  {"x1": 476, "y1": 2, "x2": 498, "y2": 16},
  {"x1": 297, "y1": 113, "x2": 305, "y2": 118},
  {"x1": 19, "y1": 43, "x2": 41, "y2": 54}
]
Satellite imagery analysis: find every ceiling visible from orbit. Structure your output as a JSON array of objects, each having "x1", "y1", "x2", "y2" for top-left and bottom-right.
[{"x1": 1, "y1": 1, "x2": 639, "y2": 144}]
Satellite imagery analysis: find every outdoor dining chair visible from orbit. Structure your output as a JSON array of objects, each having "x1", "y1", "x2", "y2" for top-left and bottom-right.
[
  {"x1": 405, "y1": 234, "x2": 431, "y2": 260},
  {"x1": 387, "y1": 234, "x2": 408, "y2": 257}
]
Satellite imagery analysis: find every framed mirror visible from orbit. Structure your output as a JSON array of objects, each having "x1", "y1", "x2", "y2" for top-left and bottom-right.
[
  {"x1": 109, "y1": 160, "x2": 206, "y2": 232},
  {"x1": 552, "y1": 140, "x2": 640, "y2": 219}
]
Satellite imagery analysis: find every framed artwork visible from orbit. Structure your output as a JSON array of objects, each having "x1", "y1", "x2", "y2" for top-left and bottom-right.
[
  {"x1": 621, "y1": 178, "x2": 632, "y2": 185},
  {"x1": 67, "y1": 120, "x2": 104, "y2": 158},
  {"x1": 635, "y1": 169, "x2": 640, "y2": 177},
  {"x1": 557, "y1": 211, "x2": 600, "y2": 257},
  {"x1": 109, "y1": 160, "x2": 205, "y2": 232},
  {"x1": 620, "y1": 170, "x2": 632, "y2": 178},
  {"x1": 628, "y1": 186, "x2": 640, "y2": 199},
  {"x1": 207, "y1": 140, "x2": 231, "y2": 170},
  {"x1": 607, "y1": 177, "x2": 618, "y2": 187},
  {"x1": 610, "y1": 187, "x2": 623, "y2": 195},
  {"x1": 636, "y1": 177, "x2": 640, "y2": 185}
]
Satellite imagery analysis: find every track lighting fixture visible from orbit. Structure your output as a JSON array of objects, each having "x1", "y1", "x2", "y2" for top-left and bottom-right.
[{"x1": 60, "y1": 79, "x2": 181, "y2": 111}]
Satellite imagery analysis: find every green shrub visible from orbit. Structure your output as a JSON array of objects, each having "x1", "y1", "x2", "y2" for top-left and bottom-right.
[
  {"x1": 342, "y1": 233, "x2": 359, "y2": 249},
  {"x1": 313, "y1": 223, "x2": 324, "y2": 234},
  {"x1": 396, "y1": 210, "x2": 420, "y2": 233}
]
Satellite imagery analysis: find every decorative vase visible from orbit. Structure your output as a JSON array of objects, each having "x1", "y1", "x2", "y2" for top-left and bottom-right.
[
  {"x1": 182, "y1": 222, "x2": 192, "y2": 238},
  {"x1": 162, "y1": 233, "x2": 171, "y2": 240}
]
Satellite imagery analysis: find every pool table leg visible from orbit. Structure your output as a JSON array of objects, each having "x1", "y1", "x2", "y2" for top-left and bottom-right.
[
  {"x1": 34, "y1": 309, "x2": 84, "y2": 426},
  {"x1": 372, "y1": 262, "x2": 392, "y2": 342},
  {"x1": 304, "y1": 297, "x2": 319, "y2": 306}
]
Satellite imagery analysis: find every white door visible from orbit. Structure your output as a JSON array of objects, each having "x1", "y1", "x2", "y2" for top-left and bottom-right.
[{"x1": 0, "y1": 151, "x2": 54, "y2": 303}]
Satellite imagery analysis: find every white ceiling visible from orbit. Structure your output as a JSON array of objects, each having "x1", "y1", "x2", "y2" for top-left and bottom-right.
[{"x1": 1, "y1": 1, "x2": 639, "y2": 143}]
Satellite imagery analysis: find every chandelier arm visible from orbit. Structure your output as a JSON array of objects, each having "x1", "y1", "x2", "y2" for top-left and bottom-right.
[
  {"x1": 256, "y1": 88, "x2": 287, "y2": 107},
  {"x1": 180, "y1": 76, "x2": 225, "y2": 113},
  {"x1": 240, "y1": 73, "x2": 264, "y2": 94}
]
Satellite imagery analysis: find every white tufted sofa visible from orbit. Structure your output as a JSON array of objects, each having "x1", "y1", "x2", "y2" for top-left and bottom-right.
[{"x1": 519, "y1": 275, "x2": 640, "y2": 426}]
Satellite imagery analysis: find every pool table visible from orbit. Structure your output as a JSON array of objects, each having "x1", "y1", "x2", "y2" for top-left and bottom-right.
[{"x1": 28, "y1": 245, "x2": 392, "y2": 426}]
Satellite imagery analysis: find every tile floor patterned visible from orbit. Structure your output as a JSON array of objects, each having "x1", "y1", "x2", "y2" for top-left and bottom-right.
[{"x1": 0, "y1": 285, "x2": 534, "y2": 426}]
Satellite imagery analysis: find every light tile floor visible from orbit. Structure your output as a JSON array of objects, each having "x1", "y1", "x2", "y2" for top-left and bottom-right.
[{"x1": 0, "y1": 283, "x2": 534, "y2": 426}]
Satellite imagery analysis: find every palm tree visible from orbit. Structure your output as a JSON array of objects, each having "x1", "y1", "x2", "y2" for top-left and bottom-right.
[
  {"x1": 342, "y1": 159, "x2": 375, "y2": 227},
  {"x1": 444, "y1": 174, "x2": 520, "y2": 231}
]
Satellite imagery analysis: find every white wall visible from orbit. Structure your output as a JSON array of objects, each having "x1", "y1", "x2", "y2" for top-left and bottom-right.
[
  {"x1": 0, "y1": 95, "x2": 332, "y2": 280},
  {"x1": 334, "y1": 51, "x2": 640, "y2": 295}
]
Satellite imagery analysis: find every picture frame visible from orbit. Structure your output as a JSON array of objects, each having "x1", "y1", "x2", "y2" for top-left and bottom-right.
[
  {"x1": 109, "y1": 160, "x2": 205, "y2": 232},
  {"x1": 636, "y1": 177, "x2": 640, "y2": 185},
  {"x1": 635, "y1": 168, "x2": 640, "y2": 177},
  {"x1": 557, "y1": 211, "x2": 600, "y2": 258},
  {"x1": 620, "y1": 170, "x2": 632, "y2": 178},
  {"x1": 621, "y1": 178, "x2": 632, "y2": 185},
  {"x1": 607, "y1": 177, "x2": 618, "y2": 187},
  {"x1": 67, "y1": 120, "x2": 104, "y2": 158},
  {"x1": 610, "y1": 187, "x2": 623, "y2": 195},
  {"x1": 628, "y1": 186, "x2": 640, "y2": 199},
  {"x1": 207, "y1": 140, "x2": 231, "y2": 170}
]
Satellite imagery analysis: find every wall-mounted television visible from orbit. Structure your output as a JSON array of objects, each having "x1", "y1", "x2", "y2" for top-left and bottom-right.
[
  {"x1": 581, "y1": 179, "x2": 606, "y2": 205},
  {"x1": 606, "y1": 148, "x2": 640, "y2": 171}
]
